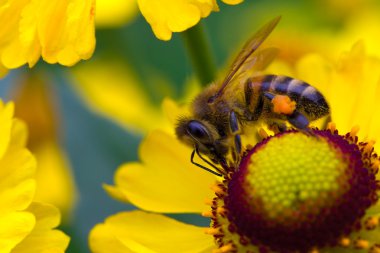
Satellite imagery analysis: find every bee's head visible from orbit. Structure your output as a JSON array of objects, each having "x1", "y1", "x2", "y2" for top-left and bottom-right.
[{"x1": 176, "y1": 118, "x2": 228, "y2": 163}]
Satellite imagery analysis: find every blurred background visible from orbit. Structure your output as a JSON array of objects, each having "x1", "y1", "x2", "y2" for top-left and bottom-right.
[{"x1": 1, "y1": 0, "x2": 379, "y2": 252}]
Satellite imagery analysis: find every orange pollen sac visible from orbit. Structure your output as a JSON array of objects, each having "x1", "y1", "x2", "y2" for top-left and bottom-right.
[{"x1": 272, "y1": 95, "x2": 296, "y2": 115}]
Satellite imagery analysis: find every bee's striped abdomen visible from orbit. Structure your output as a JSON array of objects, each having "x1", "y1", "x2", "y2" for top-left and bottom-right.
[{"x1": 257, "y1": 75, "x2": 330, "y2": 119}]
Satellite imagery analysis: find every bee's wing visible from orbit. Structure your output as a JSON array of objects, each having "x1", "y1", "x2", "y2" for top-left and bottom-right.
[
  {"x1": 209, "y1": 16, "x2": 281, "y2": 103},
  {"x1": 235, "y1": 47, "x2": 279, "y2": 79}
]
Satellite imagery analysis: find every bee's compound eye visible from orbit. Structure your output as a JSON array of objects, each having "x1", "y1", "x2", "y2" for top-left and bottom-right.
[{"x1": 187, "y1": 121, "x2": 211, "y2": 141}]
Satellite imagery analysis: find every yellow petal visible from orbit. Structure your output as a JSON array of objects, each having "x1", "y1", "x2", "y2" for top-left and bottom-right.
[
  {"x1": 11, "y1": 72, "x2": 77, "y2": 220},
  {"x1": 112, "y1": 130, "x2": 216, "y2": 213},
  {"x1": 0, "y1": 212, "x2": 35, "y2": 253},
  {"x1": 137, "y1": 0, "x2": 218, "y2": 40},
  {"x1": 8, "y1": 119, "x2": 28, "y2": 151},
  {"x1": 0, "y1": 179, "x2": 36, "y2": 214},
  {"x1": 338, "y1": 10, "x2": 380, "y2": 59},
  {"x1": 37, "y1": 0, "x2": 96, "y2": 66},
  {"x1": 162, "y1": 97, "x2": 192, "y2": 128},
  {"x1": 0, "y1": 102, "x2": 14, "y2": 160},
  {"x1": 0, "y1": 147, "x2": 36, "y2": 189},
  {"x1": 0, "y1": 113, "x2": 36, "y2": 214},
  {"x1": 295, "y1": 53, "x2": 332, "y2": 97},
  {"x1": 222, "y1": 0, "x2": 244, "y2": 4},
  {"x1": 11, "y1": 202, "x2": 70, "y2": 253},
  {"x1": 0, "y1": 0, "x2": 31, "y2": 68},
  {"x1": 89, "y1": 211, "x2": 214, "y2": 253},
  {"x1": 0, "y1": 147, "x2": 36, "y2": 213},
  {"x1": 90, "y1": 224, "x2": 135, "y2": 253},
  {"x1": 103, "y1": 184, "x2": 130, "y2": 203},
  {"x1": 26, "y1": 202, "x2": 61, "y2": 230},
  {"x1": 0, "y1": 64, "x2": 8, "y2": 78},
  {"x1": 33, "y1": 142, "x2": 77, "y2": 221},
  {"x1": 96, "y1": 0, "x2": 138, "y2": 28},
  {"x1": 70, "y1": 60, "x2": 168, "y2": 134},
  {"x1": 0, "y1": 0, "x2": 95, "y2": 68}
]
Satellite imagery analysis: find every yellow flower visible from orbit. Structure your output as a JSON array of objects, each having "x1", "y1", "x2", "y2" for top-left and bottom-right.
[
  {"x1": 95, "y1": 0, "x2": 138, "y2": 28},
  {"x1": 137, "y1": 0, "x2": 244, "y2": 40},
  {"x1": 0, "y1": 100, "x2": 69, "y2": 252},
  {"x1": 0, "y1": 0, "x2": 96, "y2": 77},
  {"x1": 89, "y1": 42, "x2": 380, "y2": 252}
]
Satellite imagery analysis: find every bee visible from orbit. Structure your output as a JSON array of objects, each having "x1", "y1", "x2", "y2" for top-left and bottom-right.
[{"x1": 175, "y1": 16, "x2": 330, "y2": 176}]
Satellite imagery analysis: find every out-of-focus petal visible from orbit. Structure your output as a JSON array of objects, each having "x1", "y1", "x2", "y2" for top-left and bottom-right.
[
  {"x1": 11, "y1": 202, "x2": 70, "y2": 253},
  {"x1": 33, "y1": 142, "x2": 77, "y2": 220},
  {"x1": 340, "y1": 11, "x2": 380, "y2": 58},
  {"x1": 71, "y1": 60, "x2": 169, "y2": 134},
  {"x1": 109, "y1": 130, "x2": 216, "y2": 213},
  {"x1": 89, "y1": 211, "x2": 214, "y2": 253},
  {"x1": 12, "y1": 72, "x2": 77, "y2": 221},
  {"x1": 0, "y1": 64, "x2": 8, "y2": 78},
  {"x1": 0, "y1": 102, "x2": 14, "y2": 159},
  {"x1": 161, "y1": 97, "x2": 191, "y2": 130},
  {"x1": 137, "y1": 0, "x2": 218, "y2": 40},
  {"x1": 222, "y1": 0, "x2": 244, "y2": 4},
  {"x1": 96, "y1": 0, "x2": 138, "y2": 28},
  {"x1": 8, "y1": 119, "x2": 28, "y2": 151}
]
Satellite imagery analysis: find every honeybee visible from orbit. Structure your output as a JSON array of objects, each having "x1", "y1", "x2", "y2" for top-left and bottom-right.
[{"x1": 176, "y1": 16, "x2": 330, "y2": 176}]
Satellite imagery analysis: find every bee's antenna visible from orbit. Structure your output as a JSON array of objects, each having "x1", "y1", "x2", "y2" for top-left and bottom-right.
[{"x1": 190, "y1": 148, "x2": 224, "y2": 177}]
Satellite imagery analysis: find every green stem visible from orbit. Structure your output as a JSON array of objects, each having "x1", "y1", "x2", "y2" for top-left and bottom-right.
[{"x1": 181, "y1": 22, "x2": 217, "y2": 87}]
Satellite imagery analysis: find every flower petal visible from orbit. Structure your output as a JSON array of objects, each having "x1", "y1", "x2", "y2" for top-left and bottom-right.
[
  {"x1": 70, "y1": 60, "x2": 168, "y2": 134},
  {"x1": 37, "y1": 0, "x2": 96, "y2": 65},
  {"x1": 222, "y1": 0, "x2": 244, "y2": 4},
  {"x1": 111, "y1": 130, "x2": 216, "y2": 213},
  {"x1": 96, "y1": 0, "x2": 138, "y2": 27},
  {"x1": 0, "y1": 179, "x2": 36, "y2": 214},
  {"x1": 89, "y1": 211, "x2": 214, "y2": 253},
  {"x1": 0, "y1": 212, "x2": 35, "y2": 253},
  {"x1": 137, "y1": 0, "x2": 218, "y2": 40},
  {"x1": 0, "y1": 144, "x2": 36, "y2": 213},
  {"x1": 0, "y1": 146, "x2": 36, "y2": 191},
  {"x1": 1, "y1": 0, "x2": 95, "y2": 68},
  {"x1": 8, "y1": 119, "x2": 28, "y2": 151},
  {"x1": 162, "y1": 97, "x2": 192, "y2": 128},
  {"x1": 0, "y1": 64, "x2": 8, "y2": 78},
  {"x1": 33, "y1": 142, "x2": 77, "y2": 220},
  {"x1": 103, "y1": 184, "x2": 130, "y2": 203},
  {"x1": 12, "y1": 73, "x2": 77, "y2": 219},
  {"x1": 0, "y1": 102, "x2": 14, "y2": 160},
  {"x1": 11, "y1": 202, "x2": 70, "y2": 253}
]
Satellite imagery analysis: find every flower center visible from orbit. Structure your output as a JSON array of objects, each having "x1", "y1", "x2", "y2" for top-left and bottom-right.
[
  {"x1": 207, "y1": 128, "x2": 380, "y2": 253},
  {"x1": 244, "y1": 132, "x2": 346, "y2": 221}
]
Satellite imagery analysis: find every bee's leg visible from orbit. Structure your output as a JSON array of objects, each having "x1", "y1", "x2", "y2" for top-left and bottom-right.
[
  {"x1": 287, "y1": 111, "x2": 310, "y2": 131},
  {"x1": 190, "y1": 147, "x2": 223, "y2": 177},
  {"x1": 321, "y1": 114, "x2": 332, "y2": 129},
  {"x1": 229, "y1": 111, "x2": 242, "y2": 163},
  {"x1": 268, "y1": 121, "x2": 287, "y2": 133}
]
